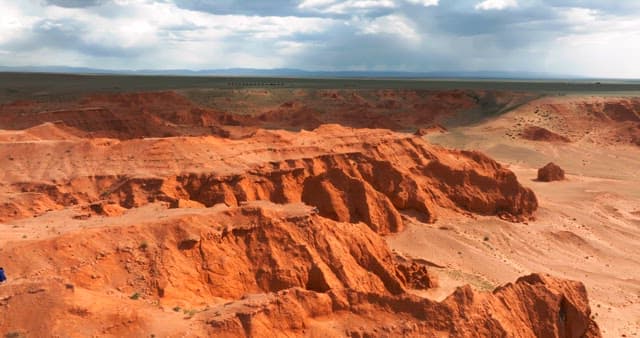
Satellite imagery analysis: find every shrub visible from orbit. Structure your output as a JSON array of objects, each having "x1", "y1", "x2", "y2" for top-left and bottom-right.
[
  {"x1": 5, "y1": 332, "x2": 24, "y2": 338},
  {"x1": 139, "y1": 241, "x2": 149, "y2": 250}
]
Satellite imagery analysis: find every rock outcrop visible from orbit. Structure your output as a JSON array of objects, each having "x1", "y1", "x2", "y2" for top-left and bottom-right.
[
  {"x1": 508, "y1": 96, "x2": 640, "y2": 147},
  {"x1": 0, "y1": 89, "x2": 536, "y2": 138},
  {"x1": 0, "y1": 202, "x2": 600, "y2": 337},
  {"x1": 301, "y1": 168, "x2": 404, "y2": 233},
  {"x1": 538, "y1": 162, "x2": 566, "y2": 182},
  {"x1": 0, "y1": 125, "x2": 538, "y2": 227},
  {"x1": 202, "y1": 273, "x2": 600, "y2": 338},
  {"x1": 522, "y1": 125, "x2": 570, "y2": 143},
  {"x1": 0, "y1": 91, "x2": 246, "y2": 139},
  {"x1": 415, "y1": 124, "x2": 447, "y2": 136}
]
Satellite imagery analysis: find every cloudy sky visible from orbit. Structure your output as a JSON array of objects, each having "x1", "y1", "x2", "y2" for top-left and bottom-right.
[{"x1": 1, "y1": 0, "x2": 639, "y2": 77}]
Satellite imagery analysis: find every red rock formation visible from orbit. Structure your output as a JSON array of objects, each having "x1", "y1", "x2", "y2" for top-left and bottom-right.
[
  {"x1": 202, "y1": 273, "x2": 600, "y2": 337},
  {"x1": 0, "y1": 126, "x2": 538, "y2": 228},
  {"x1": 301, "y1": 168, "x2": 403, "y2": 233},
  {"x1": 0, "y1": 87, "x2": 606, "y2": 336},
  {"x1": 510, "y1": 96, "x2": 640, "y2": 146},
  {"x1": 395, "y1": 261, "x2": 438, "y2": 289},
  {"x1": 522, "y1": 125, "x2": 570, "y2": 143},
  {"x1": 0, "y1": 91, "x2": 246, "y2": 139},
  {"x1": 415, "y1": 123, "x2": 447, "y2": 136},
  {"x1": 1, "y1": 203, "x2": 411, "y2": 301},
  {"x1": 0, "y1": 202, "x2": 599, "y2": 337},
  {"x1": 0, "y1": 89, "x2": 537, "y2": 138},
  {"x1": 626, "y1": 123, "x2": 640, "y2": 146},
  {"x1": 538, "y1": 162, "x2": 566, "y2": 182}
]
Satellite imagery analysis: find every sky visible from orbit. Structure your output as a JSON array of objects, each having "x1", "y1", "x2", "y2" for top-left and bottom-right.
[{"x1": 0, "y1": 0, "x2": 639, "y2": 78}]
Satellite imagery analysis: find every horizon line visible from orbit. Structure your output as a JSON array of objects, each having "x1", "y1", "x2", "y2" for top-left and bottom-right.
[{"x1": 1, "y1": 66, "x2": 639, "y2": 81}]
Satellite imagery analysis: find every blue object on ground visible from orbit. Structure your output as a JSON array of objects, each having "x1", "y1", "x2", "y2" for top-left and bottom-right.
[{"x1": 0, "y1": 268, "x2": 6, "y2": 282}]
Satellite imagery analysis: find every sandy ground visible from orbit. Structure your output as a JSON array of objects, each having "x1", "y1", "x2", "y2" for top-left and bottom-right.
[{"x1": 388, "y1": 114, "x2": 640, "y2": 337}]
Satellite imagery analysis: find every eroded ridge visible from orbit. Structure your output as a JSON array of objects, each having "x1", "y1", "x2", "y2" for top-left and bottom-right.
[
  {"x1": 0, "y1": 202, "x2": 598, "y2": 337},
  {"x1": 0, "y1": 125, "x2": 537, "y2": 230}
]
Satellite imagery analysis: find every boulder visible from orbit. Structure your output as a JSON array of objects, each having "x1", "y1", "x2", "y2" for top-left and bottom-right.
[{"x1": 538, "y1": 162, "x2": 565, "y2": 182}]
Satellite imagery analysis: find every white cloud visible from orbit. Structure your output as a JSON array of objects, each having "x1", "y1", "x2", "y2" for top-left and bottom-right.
[
  {"x1": 405, "y1": 0, "x2": 438, "y2": 7},
  {"x1": 0, "y1": 0, "x2": 336, "y2": 69},
  {"x1": 0, "y1": 1, "x2": 38, "y2": 44},
  {"x1": 298, "y1": 0, "x2": 440, "y2": 14},
  {"x1": 298, "y1": 0, "x2": 338, "y2": 9},
  {"x1": 561, "y1": 7, "x2": 598, "y2": 27},
  {"x1": 547, "y1": 7, "x2": 640, "y2": 78},
  {"x1": 299, "y1": 0, "x2": 396, "y2": 14},
  {"x1": 475, "y1": 0, "x2": 517, "y2": 11},
  {"x1": 298, "y1": 0, "x2": 437, "y2": 13},
  {"x1": 358, "y1": 14, "x2": 421, "y2": 43}
]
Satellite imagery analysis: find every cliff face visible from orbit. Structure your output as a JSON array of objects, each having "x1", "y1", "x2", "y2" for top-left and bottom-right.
[
  {"x1": 0, "y1": 125, "x2": 537, "y2": 229},
  {"x1": 0, "y1": 202, "x2": 598, "y2": 337},
  {"x1": 0, "y1": 90, "x2": 535, "y2": 137},
  {"x1": 201, "y1": 272, "x2": 599, "y2": 338}
]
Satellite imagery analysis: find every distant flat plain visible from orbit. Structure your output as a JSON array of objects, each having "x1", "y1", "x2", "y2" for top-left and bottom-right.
[{"x1": 2, "y1": 72, "x2": 640, "y2": 104}]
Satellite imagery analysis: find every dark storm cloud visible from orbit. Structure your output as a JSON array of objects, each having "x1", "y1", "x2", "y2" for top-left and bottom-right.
[
  {"x1": 415, "y1": 2, "x2": 552, "y2": 36},
  {"x1": 281, "y1": 0, "x2": 640, "y2": 73},
  {"x1": 287, "y1": 25, "x2": 451, "y2": 71},
  {"x1": 402, "y1": 1, "x2": 565, "y2": 52},
  {"x1": 172, "y1": 0, "x2": 397, "y2": 18},
  {"x1": 173, "y1": 0, "x2": 302, "y2": 16}
]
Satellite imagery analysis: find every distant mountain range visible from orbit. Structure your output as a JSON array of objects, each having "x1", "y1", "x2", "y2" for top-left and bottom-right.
[{"x1": 0, "y1": 65, "x2": 591, "y2": 80}]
